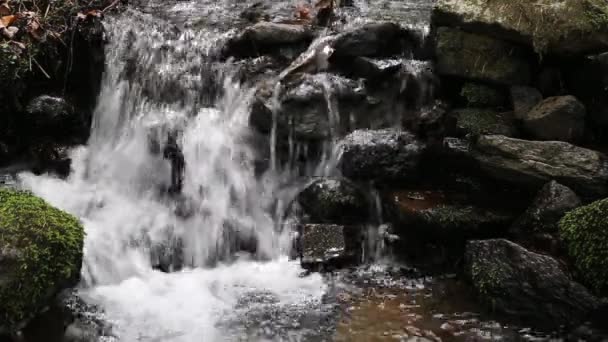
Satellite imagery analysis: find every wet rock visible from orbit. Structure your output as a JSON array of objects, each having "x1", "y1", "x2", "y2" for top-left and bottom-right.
[
  {"x1": 297, "y1": 224, "x2": 360, "y2": 270},
  {"x1": 451, "y1": 108, "x2": 517, "y2": 137},
  {"x1": 472, "y1": 135, "x2": 608, "y2": 197},
  {"x1": 512, "y1": 181, "x2": 581, "y2": 237},
  {"x1": 223, "y1": 22, "x2": 314, "y2": 58},
  {"x1": 348, "y1": 57, "x2": 404, "y2": 82},
  {"x1": 465, "y1": 239, "x2": 599, "y2": 326},
  {"x1": 330, "y1": 22, "x2": 422, "y2": 59},
  {"x1": 522, "y1": 95, "x2": 586, "y2": 143},
  {"x1": 240, "y1": 2, "x2": 270, "y2": 23},
  {"x1": 25, "y1": 96, "x2": 84, "y2": 140},
  {"x1": 432, "y1": 0, "x2": 608, "y2": 56},
  {"x1": 510, "y1": 86, "x2": 542, "y2": 120},
  {"x1": 338, "y1": 129, "x2": 426, "y2": 183},
  {"x1": 295, "y1": 178, "x2": 369, "y2": 225},
  {"x1": 459, "y1": 82, "x2": 506, "y2": 107},
  {"x1": 434, "y1": 27, "x2": 531, "y2": 86}
]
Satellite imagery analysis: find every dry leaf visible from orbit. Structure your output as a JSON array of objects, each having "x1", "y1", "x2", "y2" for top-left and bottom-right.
[
  {"x1": 0, "y1": 3, "x2": 10, "y2": 16},
  {"x1": 8, "y1": 40, "x2": 25, "y2": 50},
  {"x1": 1, "y1": 15, "x2": 16, "y2": 27},
  {"x1": 76, "y1": 9, "x2": 102, "y2": 21}
]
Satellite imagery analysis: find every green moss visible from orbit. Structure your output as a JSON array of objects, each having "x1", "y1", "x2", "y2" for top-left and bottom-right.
[
  {"x1": 0, "y1": 189, "x2": 84, "y2": 330},
  {"x1": 559, "y1": 198, "x2": 608, "y2": 294},
  {"x1": 460, "y1": 83, "x2": 505, "y2": 107},
  {"x1": 471, "y1": 261, "x2": 504, "y2": 298}
]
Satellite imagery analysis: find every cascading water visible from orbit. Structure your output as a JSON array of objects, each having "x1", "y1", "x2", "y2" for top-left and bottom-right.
[{"x1": 18, "y1": 7, "x2": 330, "y2": 341}]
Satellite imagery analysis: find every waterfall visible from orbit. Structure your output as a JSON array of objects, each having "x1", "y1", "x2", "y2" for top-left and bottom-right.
[{"x1": 18, "y1": 9, "x2": 328, "y2": 341}]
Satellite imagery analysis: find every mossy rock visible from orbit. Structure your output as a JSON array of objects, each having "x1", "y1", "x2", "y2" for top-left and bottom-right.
[
  {"x1": 433, "y1": 0, "x2": 608, "y2": 56},
  {"x1": 0, "y1": 189, "x2": 84, "y2": 332},
  {"x1": 452, "y1": 108, "x2": 517, "y2": 137},
  {"x1": 435, "y1": 27, "x2": 531, "y2": 85},
  {"x1": 559, "y1": 198, "x2": 608, "y2": 294},
  {"x1": 460, "y1": 83, "x2": 506, "y2": 107}
]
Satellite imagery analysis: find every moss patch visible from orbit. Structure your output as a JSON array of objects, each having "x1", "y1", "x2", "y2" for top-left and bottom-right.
[
  {"x1": 453, "y1": 108, "x2": 515, "y2": 136},
  {"x1": 0, "y1": 189, "x2": 84, "y2": 330},
  {"x1": 460, "y1": 83, "x2": 506, "y2": 107},
  {"x1": 434, "y1": 0, "x2": 608, "y2": 55},
  {"x1": 559, "y1": 198, "x2": 608, "y2": 295}
]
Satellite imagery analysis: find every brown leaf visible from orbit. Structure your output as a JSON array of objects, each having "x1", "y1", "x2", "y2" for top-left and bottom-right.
[
  {"x1": 0, "y1": 26, "x2": 16, "y2": 39},
  {"x1": 295, "y1": 4, "x2": 311, "y2": 20},
  {"x1": 0, "y1": 3, "x2": 10, "y2": 16},
  {"x1": 1, "y1": 15, "x2": 16, "y2": 28},
  {"x1": 9, "y1": 40, "x2": 25, "y2": 50}
]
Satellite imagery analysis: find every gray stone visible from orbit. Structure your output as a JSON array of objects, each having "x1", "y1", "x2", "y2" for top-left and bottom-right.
[
  {"x1": 435, "y1": 27, "x2": 531, "y2": 85},
  {"x1": 338, "y1": 129, "x2": 426, "y2": 182},
  {"x1": 472, "y1": 135, "x2": 608, "y2": 197},
  {"x1": 510, "y1": 86, "x2": 542, "y2": 120},
  {"x1": 523, "y1": 95, "x2": 586, "y2": 142},
  {"x1": 465, "y1": 239, "x2": 599, "y2": 326},
  {"x1": 297, "y1": 224, "x2": 360, "y2": 270},
  {"x1": 331, "y1": 22, "x2": 421, "y2": 58},
  {"x1": 223, "y1": 22, "x2": 313, "y2": 58}
]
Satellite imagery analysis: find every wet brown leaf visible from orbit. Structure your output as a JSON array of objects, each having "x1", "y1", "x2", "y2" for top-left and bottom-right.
[
  {"x1": 0, "y1": 3, "x2": 10, "y2": 16},
  {"x1": 295, "y1": 3, "x2": 311, "y2": 20},
  {"x1": 0, "y1": 14, "x2": 16, "y2": 28}
]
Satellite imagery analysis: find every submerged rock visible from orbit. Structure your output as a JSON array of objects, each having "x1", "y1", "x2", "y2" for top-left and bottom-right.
[
  {"x1": 432, "y1": 0, "x2": 608, "y2": 56},
  {"x1": 560, "y1": 198, "x2": 608, "y2": 294},
  {"x1": 472, "y1": 135, "x2": 608, "y2": 197},
  {"x1": 295, "y1": 178, "x2": 369, "y2": 225},
  {"x1": 0, "y1": 189, "x2": 84, "y2": 333},
  {"x1": 465, "y1": 239, "x2": 599, "y2": 326},
  {"x1": 510, "y1": 86, "x2": 543, "y2": 120},
  {"x1": 522, "y1": 95, "x2": 586, "y2": 143},
  {"x1": 434, "y1": 27, "x2": 531, "y2": 85},
  {"x1": 338, "y1": 129, "x2": 426, "y2": 183}
]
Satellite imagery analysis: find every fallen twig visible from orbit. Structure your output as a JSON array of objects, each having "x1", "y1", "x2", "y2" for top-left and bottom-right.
[
  {"x1": 102, "y1": 0, "x2": 120, "y2": 13},
  {"x1": 32, "y1": 57, "x2": 51, "y2": 79}
]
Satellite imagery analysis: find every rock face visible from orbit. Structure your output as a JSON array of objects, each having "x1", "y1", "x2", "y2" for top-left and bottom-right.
[
  {"x1": 560, "y1": 198, "x2": 608, "y2": 294},
  {"x1": 0, "y1": 189, "x2": 84, "y2": 333},
  {"x1": 510, "y1": 86, "x2": 543, "y2": 120},
  {"x1": 459, "y1": 82, "x2": 506, "y2": 107},
  {"x1": 432, "y1": 0, "x2": 608, "y2": 56},
  {"x1": 295, "y1": 178, "x2": 369, "y2": 224},
  {"x1": 338, "y1": 129, "x2": 426, "y2": 183},
  {"x1": 512, "y1": 181, "x2": 581, "y2": 237},
  {"x1": 434, "y1": 27, "x2": 531, "y2": 85},
  {"x1": 522, "y1": 95, "x2": 586, "y2": 142},
  {"x1": 472, "y1": 135, "x2": 608, "y2": 197},
  {"x1": 465, "y1": 239, "x2": 599, "y2": 326},
  {"x1": 223, "y1": 22, "x2": 314, "y2": 58}
]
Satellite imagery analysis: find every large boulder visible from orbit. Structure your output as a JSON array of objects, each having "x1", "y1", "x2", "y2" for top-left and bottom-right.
[
  {"x1": 0, "y1": 189, "x2": 84, "y2": 333},
  {"x1": 465, "y1": 239, "x2": 599, "y2": 326},
  {"x1": 295, "y1": 178, "x2": 370, "y2": 225},
  {"x1": 472, "y1": 135, "x2": 608, "y2": 197},
  {"x1": 223, "y1": 22, "x2": 314, "y2": 58},
  {"x1": 510, "y1": 86, "x2": 542, "y2": 120},
  {"x1": 432, "y1": 0, "x2": 608, "y2": 56},
  {"x1": 522, "y1": 95, "x2": 586, "y2": 143},
  {"x1": 337, "y1": 129, "x2": 426, "y2": 183},
  {"x1": 559, "y1": 198, "x2": 608, "y2": 294},
  {"x1": 434, "y1": 27, "x2": 531, "y2": 85}
]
